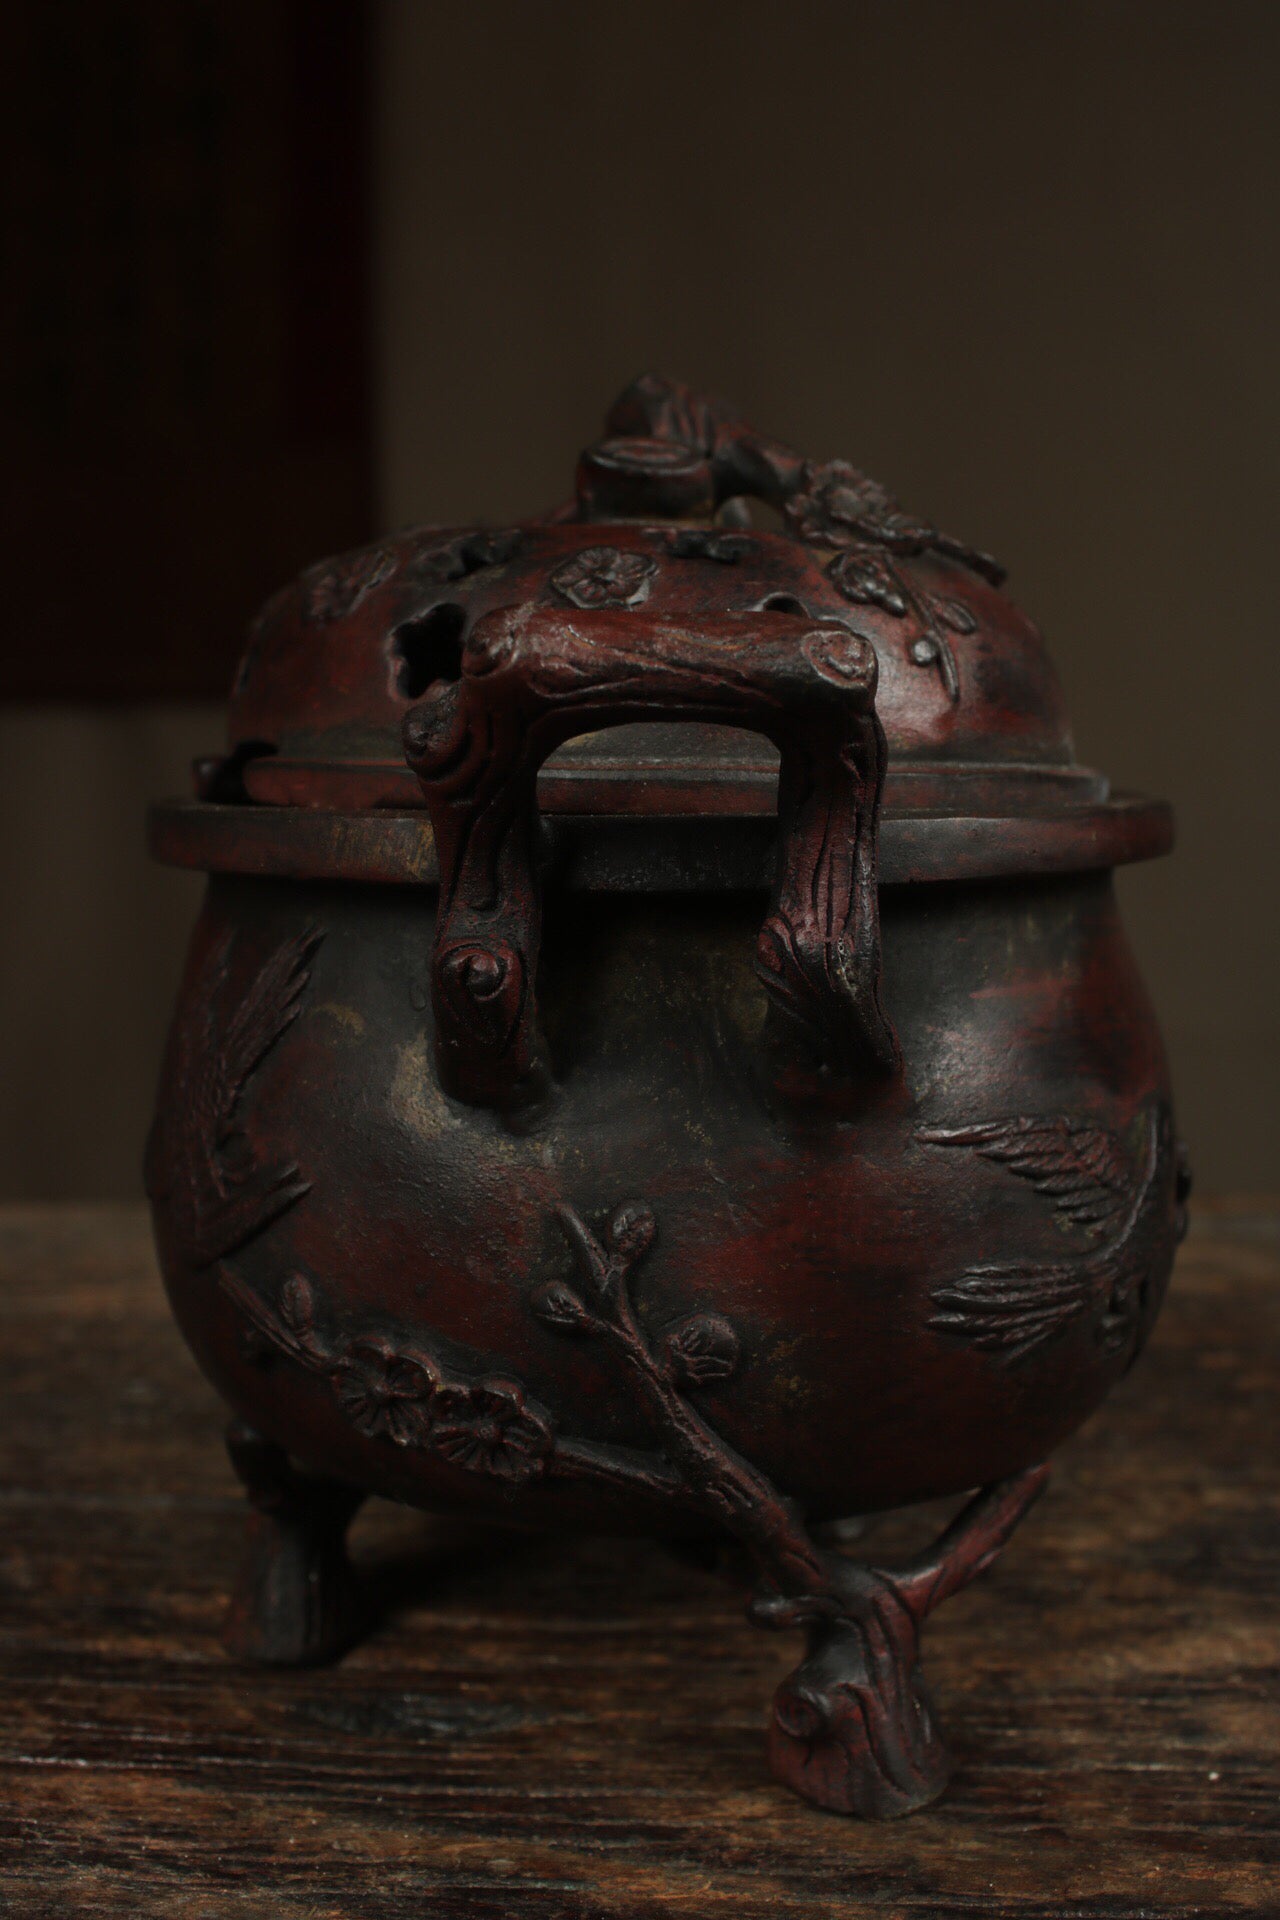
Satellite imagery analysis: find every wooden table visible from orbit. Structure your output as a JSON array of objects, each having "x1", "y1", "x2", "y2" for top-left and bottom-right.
[{"x1": 1, "y1": 1204, "x2": 1276, "y2": 1918}]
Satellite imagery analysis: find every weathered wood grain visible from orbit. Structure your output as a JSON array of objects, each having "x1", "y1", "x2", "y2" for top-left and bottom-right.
[{"x1": 0, "y1": 1204, "x2": 1276, "y2": 1917}]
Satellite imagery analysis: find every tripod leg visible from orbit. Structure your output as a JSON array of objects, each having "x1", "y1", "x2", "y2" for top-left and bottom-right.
[{"x1": 222, "y1": 1419, "x2": 366, "y2": 1667}]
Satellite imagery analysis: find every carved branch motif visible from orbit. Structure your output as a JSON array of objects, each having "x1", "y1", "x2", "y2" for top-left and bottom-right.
[
  {"x1": 828, "y1": 543, "x2": 979, "y2": 702},
  {"x1": 919, "y1": 1101, "x2": 1177, "y2": 1361},
  {"x1": 220, "y1": 1195, "x2": 1045, "y2": 1818},
  {"x1": 146, "y1": 930, "x2": 321, "y2": 1269},
  {"x1": 542, "y1": 1204, "x2": 1046, "y2": 1816},
  {"x1": 752, "y1": 1467, "x2": 1048, "y2": 1816},
  {"x1": 574, "y1": 375, "x2": 1003, "y2": 703},
  {"x1": 592, "y1": 373, "x2": 1005, "y2": 588},
  {"x1": 785, "y1": 456, "x2": 1004, "y2": 584}
]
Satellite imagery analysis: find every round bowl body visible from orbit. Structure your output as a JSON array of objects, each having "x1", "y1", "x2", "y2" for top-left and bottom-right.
[{"x1": 148, "y1": 861, "x2": 1179, "y2": 1536}]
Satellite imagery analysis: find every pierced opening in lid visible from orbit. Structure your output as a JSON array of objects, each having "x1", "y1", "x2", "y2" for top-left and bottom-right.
[{"x1": 393, "y1": 603, "x2": 467, "y2": 700}]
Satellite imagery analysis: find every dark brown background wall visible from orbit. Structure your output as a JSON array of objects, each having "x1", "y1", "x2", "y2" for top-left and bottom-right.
[
  {"x1": 376, "y1": 0, "x2": 1278, "y2": 1194},
  {"x1": 2, "y1": 0, "x2": 1276, "y2": 1195}
]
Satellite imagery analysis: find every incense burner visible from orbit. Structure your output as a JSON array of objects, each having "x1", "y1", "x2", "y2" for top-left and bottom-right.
[{"x1": 148, "y1": 377, "x2": 1185, "y2": 1817}]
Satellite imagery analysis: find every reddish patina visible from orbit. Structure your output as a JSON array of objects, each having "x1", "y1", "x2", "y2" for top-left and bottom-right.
[{"x1": 148, "y1": 376, "x2": 1184, "y2": 1820}]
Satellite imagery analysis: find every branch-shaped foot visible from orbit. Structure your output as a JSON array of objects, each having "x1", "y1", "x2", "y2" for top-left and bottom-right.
[
  {"x1": 549, "y1": 1205, "x2": 1049, "y2": 1817},
  {"x1": 223, "y1": 1420, "x2": 366, "y2": 1666},
  {"x1": 753, "y1": 1467, "x2": 1049, "y2": 1817}
]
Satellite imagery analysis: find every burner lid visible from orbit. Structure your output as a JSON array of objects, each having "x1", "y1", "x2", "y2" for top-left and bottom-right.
[{"x1": 162, "y1": 375, "x2": 1170, "y2": 889}]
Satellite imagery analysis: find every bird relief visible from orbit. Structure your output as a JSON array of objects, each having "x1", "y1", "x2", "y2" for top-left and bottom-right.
[
  {"x1": 918, "y1": 1102, "x2": 1178, "y2": 1362},
  {"x1": 145, "y1": 928, "x2": 321, "y2": 1269}
]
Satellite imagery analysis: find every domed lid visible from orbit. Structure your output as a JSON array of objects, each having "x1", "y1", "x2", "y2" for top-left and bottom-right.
[{"x1": 209, "y1": 375, "x2": 1106, "y2": 820}]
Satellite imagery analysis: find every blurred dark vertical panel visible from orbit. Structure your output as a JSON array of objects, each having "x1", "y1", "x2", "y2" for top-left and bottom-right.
[
  {"x1": 285, "y1": 0, "x2": 371, "y2": 448},
  {"x1": 0, "y1": 0, "x2": 373, "y2": 700}
]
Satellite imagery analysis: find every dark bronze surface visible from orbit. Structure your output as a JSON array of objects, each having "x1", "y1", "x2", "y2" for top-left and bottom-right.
[{"x1": 147, "y1": 381, "x2": 1181, "y2": 1817}]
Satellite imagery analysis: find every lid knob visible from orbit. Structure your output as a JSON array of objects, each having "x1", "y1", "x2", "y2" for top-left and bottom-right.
[{"x1": 576, "y1": 435, "x2": 715, "y2": 519}]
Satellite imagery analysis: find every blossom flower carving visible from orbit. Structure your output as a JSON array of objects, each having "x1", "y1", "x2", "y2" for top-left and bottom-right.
[
  {"x1": 787, "y1": 461, "x2": 933, "y2": 554},
  {"x1": 549, "y1": 546, "x2": 658, "y2": 609},
  {"x1": 301, "y1": 543, "x2": 400, "y2": 624},
  {"x1": 218, "y1": 1267, "x2": 558, "y2": 1486},
  {"x1": 428, "y1": 1377, "x2": 555, "y2": 1483},
  {"x1": 331, "y1": 1338, "x2": 438, "y2": 1446},
  {"x1": 785, "y1": 458, "x2": 1005, "y2": 590},
  {"x1": 217, "y1": 1198, "x2": 737, "y2": 1505}
]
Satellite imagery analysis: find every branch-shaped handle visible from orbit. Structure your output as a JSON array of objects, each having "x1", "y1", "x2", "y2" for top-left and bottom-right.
[{"x1": 404, "y1": 605, "x2": 900, "y2": 1108}]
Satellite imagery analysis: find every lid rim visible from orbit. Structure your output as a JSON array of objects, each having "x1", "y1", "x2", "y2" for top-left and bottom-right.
[
  {"x1": 234, "y1": 754, "x2": 1109, "y2": 816},
  {"x1": 149, "y1": 795, "x2": 1173, "y2": 891}
]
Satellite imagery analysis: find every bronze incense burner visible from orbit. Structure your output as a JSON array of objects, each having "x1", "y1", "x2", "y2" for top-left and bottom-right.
[{"x1": 148, "y1": 376, "x2": 1186, "y2": 1818}]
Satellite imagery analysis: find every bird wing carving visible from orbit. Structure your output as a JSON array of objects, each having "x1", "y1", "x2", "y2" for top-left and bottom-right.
[
  {"x1": 916, "y1": 1114, "x2": 1132, "y2": 1239},
  {"x1": 921, "y1": 1105, "x2": 1168, "y2": 1363},
  {"x1": 147, "y1": 928, "x2": 320, "y2": 1268},
  {"x1": 927, "y1": 1259, "x2": 1099, "y2": 1361}
]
